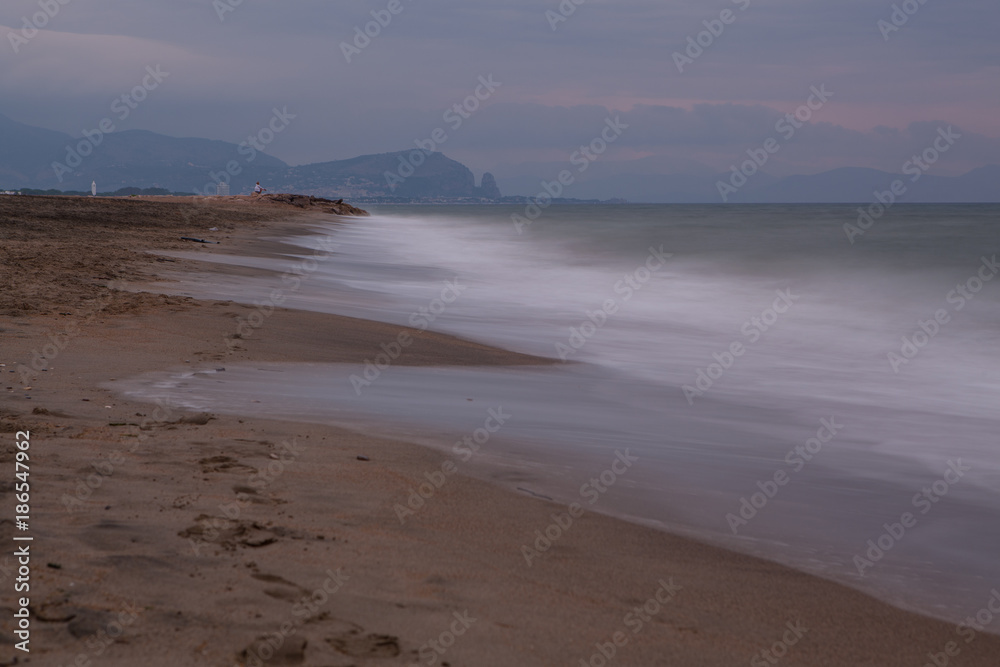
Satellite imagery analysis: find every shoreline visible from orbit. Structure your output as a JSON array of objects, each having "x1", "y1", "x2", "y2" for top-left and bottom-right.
[{"x1": 3, "y1": 196, "x2": 999, "y2": 665}]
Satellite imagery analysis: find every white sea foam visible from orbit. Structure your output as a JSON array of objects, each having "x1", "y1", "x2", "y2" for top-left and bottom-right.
[{"x1": 119, "y1": 203, "x2": 1000, "y2": 626}]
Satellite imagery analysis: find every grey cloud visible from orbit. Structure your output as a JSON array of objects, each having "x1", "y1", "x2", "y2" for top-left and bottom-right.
[{"x1": 0, "y1": 0, "x2": 996, "y2": 175}]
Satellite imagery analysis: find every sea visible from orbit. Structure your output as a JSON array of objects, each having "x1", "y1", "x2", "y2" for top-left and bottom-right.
[{"x1": 118, "y1": 203, "x2": 1000, "y2": 628}]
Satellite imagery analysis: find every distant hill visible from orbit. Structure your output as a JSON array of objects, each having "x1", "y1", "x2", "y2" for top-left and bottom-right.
[
  {"x1": 0, "y1": 113, "x2": 499, "y2": 198},
  {"x1": 0, "y1": 113, "x2": 76, "y2": 187},
  {"x1": 0, "y1": 113, "x2": 288, "y2": 193},
  {"x1": 1, "y1": 112, "x2": 996, "y2": 202},
  {"x1": 261, "y1": 151, "x2": 499, "y2": 199}
]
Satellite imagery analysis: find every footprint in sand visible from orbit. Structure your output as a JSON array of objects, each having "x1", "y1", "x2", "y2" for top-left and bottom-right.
[
  {"x1": 31, "y1": 596, "x2": 78, "y2": 623},
  {"x1": 171, "y1": 493, "x2": 200, "y2": 508},
  {"x1": 233, "y1": 484, "x2": 283, "y2": 505},
  {"x1": 326, "y1": 626, "x2": 401, "y2": 659},
  {"x1": 172, "y1": 412, "x2": 215, "y2": 425},
  {"x1": 239, "y1": 635, "x2": 307, "y2": 666},
  {"x1": 251, "y1": 572, "x2": 311, "y2": 602},
  {"x1": 67, "y1": 608, "x2": 116, "y2": 638},
  {"x1": 198, "y1": 455, "x2": 256, "y2": 475},
  {"x1": 178, "y1": 514, "x2": 279, "y2": 550}
]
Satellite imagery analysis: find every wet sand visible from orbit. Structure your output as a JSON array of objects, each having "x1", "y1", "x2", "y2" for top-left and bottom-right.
[{"x1": 2, "y1": 195, "x2": 998, "y2": 666}]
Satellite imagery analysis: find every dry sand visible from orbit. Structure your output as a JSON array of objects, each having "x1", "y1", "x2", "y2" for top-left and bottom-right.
[{"x1": 1, "y1": 195, "x2": 997, "y2": 666}]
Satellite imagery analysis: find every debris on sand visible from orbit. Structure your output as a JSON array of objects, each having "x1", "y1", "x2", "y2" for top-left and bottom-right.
[{"x1": 253, "y1": 193, "x2": 369, "y2": 216}]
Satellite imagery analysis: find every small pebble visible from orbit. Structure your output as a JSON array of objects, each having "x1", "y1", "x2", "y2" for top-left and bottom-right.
[{"x1": 356, "y1": 455, "x2": 370, "y2": 461}]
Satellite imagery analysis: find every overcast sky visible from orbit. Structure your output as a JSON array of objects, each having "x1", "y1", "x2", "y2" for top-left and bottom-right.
[{"x1": 2, "y1": 0, "x2": 998, "y2": 178}]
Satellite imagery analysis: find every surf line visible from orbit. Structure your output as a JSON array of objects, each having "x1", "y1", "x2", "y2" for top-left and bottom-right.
[{"x1": 682, "y1": 288, "x2": 800, "y2": 405}]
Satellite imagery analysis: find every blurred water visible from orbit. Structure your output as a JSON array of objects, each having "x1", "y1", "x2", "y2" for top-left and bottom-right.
[{"x1": 122, "y1": 204, "x2": 1000, "y2": 626}]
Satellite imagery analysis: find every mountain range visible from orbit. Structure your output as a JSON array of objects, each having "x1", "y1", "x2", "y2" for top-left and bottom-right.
[
  {"x1": 1, "y1": 113, "x2": 996, "y2": 203},
  {"x1": 0, "y1": 113, "x2": 497, "y2": 200}
]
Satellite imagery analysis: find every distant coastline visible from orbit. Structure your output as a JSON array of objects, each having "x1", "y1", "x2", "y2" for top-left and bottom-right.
[{"x1": 3, "y1": 113, "x2": 998, "y2": 204}]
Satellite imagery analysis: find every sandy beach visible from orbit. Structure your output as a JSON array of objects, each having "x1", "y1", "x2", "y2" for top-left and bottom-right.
[{"x1": 2, "y1": 195, "x2": 999, "y2": 667}]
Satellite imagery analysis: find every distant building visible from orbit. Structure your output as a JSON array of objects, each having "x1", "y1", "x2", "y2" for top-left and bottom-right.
[{"x1": 216, "y1": 182, "x2": 230, "y2": 196}]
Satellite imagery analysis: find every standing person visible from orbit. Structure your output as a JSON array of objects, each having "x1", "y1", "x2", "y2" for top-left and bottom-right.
[{"x1": 253, "y1": 181, "x2": 267, "y2": 195}]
